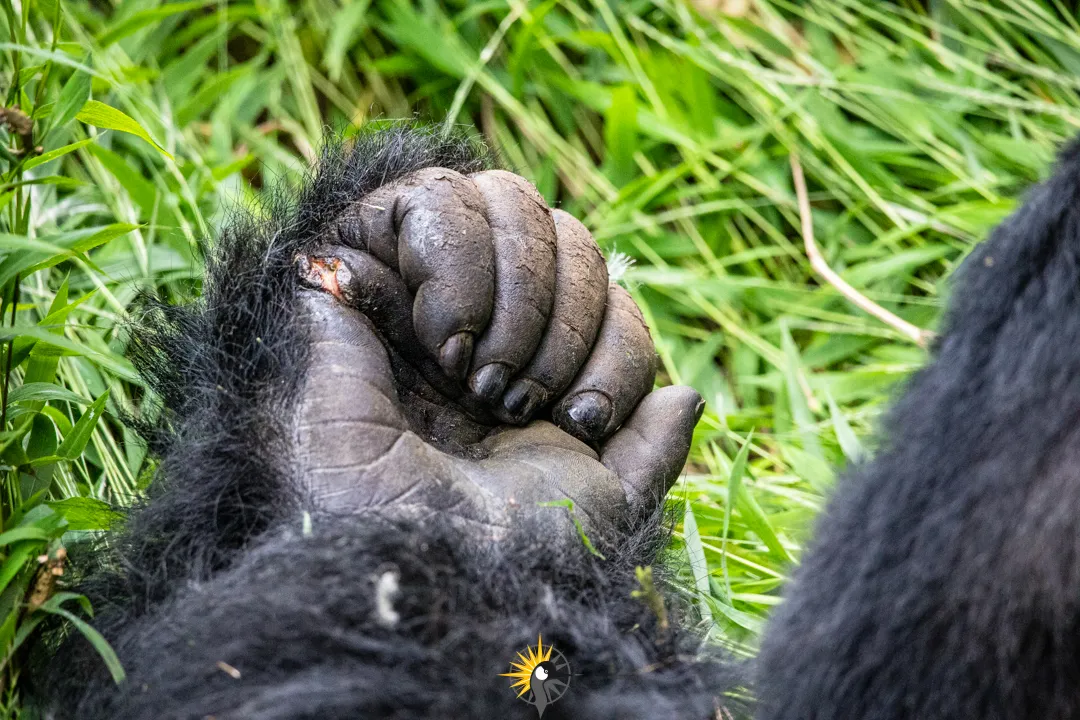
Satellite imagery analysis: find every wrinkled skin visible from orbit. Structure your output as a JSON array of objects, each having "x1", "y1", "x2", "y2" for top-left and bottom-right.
[{"x1": 293, "y1": 167, "x2": 703, "y2": 541}]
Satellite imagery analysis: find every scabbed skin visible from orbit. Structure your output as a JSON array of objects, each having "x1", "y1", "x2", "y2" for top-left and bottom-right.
[{"x1": 40, "y1": 125, "x2": 741, "y2": 720}]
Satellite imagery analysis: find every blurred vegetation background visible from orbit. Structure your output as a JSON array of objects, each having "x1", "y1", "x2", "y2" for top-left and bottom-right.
[{"x1": 0, "y1": 0, "x2": 1076, "y2": 711}]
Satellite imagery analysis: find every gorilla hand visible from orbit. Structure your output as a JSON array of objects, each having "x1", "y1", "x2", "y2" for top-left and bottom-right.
[{"x1": 293, "y1": 167, "x2": 703, "y2": 542}]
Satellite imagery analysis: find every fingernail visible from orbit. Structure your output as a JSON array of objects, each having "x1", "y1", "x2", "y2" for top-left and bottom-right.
[
  {"x1": 562, "y1": 391, "x2": 612, "y2": 439},
  {"x1": 694, "y1": 397, "x2": 706, "y2": 422},
  {"x1": 503, "y1": 379, "x2": 545, "y2": 422},
  {"x1": 469, "y1": 363, "x2": 511, "y2": 403},
  {"x1": 439, "y1": 332, "x2": 473, "y2": 380}
]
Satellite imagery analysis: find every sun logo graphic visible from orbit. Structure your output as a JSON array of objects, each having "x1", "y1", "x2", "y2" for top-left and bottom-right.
[{"x1": 500, "y1": 634, "x2": 572, "y2": 717}]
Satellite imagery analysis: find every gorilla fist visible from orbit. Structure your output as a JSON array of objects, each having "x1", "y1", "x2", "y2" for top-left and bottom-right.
[{"x1": 292, "y1": 167, "x2": 703, "y2": 541}]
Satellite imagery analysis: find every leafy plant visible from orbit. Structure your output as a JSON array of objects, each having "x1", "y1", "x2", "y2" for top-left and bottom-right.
[{"x1": 0, "y1": 0, "x2": 175, "y2": 710}]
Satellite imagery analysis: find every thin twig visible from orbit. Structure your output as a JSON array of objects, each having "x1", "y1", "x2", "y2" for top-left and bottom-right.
[{"x1": 789, "y1": 153, "x2": 932, "y2": 348}]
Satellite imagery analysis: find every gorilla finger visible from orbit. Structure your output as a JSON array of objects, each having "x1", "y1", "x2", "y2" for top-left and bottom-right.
[
  {"x1": 298, "y1": 245, "x2": 491, "y2": 410},
  {"x1": 298, "y1": 245, "x2": 413, "y2": 349},
  {"x1": 552, "y1": 284, "x2": 658, "y2": 444},
  {"x1": 599, "y1": 386, "x2": 704, "y2": 516},
  {"x1": 466, "y1": 170, "x2": 558, "y2": 404},
  {"x1": 501, "y1": 210, "x2": 608, "y2": 423},
  {"x1": 295, "y1": 290, "x2": 409, "y2": 448},
  {"x1": 336, "y1": 168, "x2": 495, "y2": 380}
]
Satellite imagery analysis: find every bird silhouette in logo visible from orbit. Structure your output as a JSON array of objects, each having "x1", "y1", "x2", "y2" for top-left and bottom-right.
[{"x1": 500, "y1": 635, "x2": 571, "y2": 718}]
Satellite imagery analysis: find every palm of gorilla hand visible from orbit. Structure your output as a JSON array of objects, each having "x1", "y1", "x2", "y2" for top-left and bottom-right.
[{"x1": 293, "y1": 167, "x2": 703, "y2": 540}]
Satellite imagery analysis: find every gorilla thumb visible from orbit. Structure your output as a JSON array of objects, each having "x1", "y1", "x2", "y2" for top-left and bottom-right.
[{"x1": 600, "y1": 385, "x2": 704, "y2": 517}]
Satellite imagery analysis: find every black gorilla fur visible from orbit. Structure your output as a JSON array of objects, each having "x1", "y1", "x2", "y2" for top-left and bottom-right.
[
  {"x1": 44, "y1": 126, "x2": 740, "y2": 719},
  {"x1": 42, "y1": 125, "x2": 1080, "y2": 719},
  {"x1": 755, "y1": 139, "x2": 1080, "y2": 719}
]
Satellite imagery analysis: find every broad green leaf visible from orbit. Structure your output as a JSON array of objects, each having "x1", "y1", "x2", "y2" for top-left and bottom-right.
[
  {"x1": 782, "y1": 445, "x2": 836, "y2": 491},
  {"x1": 26, "y1": 412, "x2": 59, "y2": 494},
  {"x1": 39, "y1": 591, "x2": 93, "y2": 616},
  {"x1": 18, "y1": 502, "x2": 67, "y2": 532},
  {"x1": 0, "y1": 43, "x2": 102, "y2": 78},
  {"x1": 24, "y1": 138, "x2": 93, "y2": 171},
  {"x1": 683, "y1": 502, "x2": 712, "y2": 623},
  {"x1": 325, "y1": 0, "x2": 372, "y2": 81},
  {"x1": 54, "y1": 390, "x2": 108, "y2": 460},
  {"x1": 211, "y1": 152, "x2": 255, "y2": 182},
  {"x1": 49, "y1": 69, "x2": 91, "y2": 136},
  {"x1": 46, "y1": 273, "x2": 69, "y2": 317},
  {"x1": 706, "y1": 593, "x2": 766, "y2": 635},
  {"x1": 37, "y1": 405, "x2": 73, "y2": 436},
  {"x1": 9, "y1": 288, "x2": 99, "y2": 371},
  {"x1": 0, "y1": 527, "x2": 52, "y2": 545},
  {"x1": 603, "y1": 85, "x2": 638, "y2": 186},
  {"x1": 47, "y1": 497, "x2": 123, "y2": 531},
  {"x1": 781, "y1": 322, "x2": 824, "y2": 461},
  {"x1": 98, "y1": 1, "x2": 208, "y2": 47},
  {"x1": 0, "y1": 543, "x2": 44, "y2": 598},
  {"x1": 0, "y1": 436, "x2": 31, "y2": 467},
  {"x1": 845, "y1": 246, "x2": 954, "y2": 287},
  {"x1": 379, "y1": 4, "x2": 470, "y2": 78},
  {"x1": 827, "y1": 390, "x2": 867, "y2": 464},
  {"x1": 9, "y1": 595, "x2": 88, "y2": 665},
  {"x1": 76, "y1": 100, "x2": 172, "y2": 158},
  {"x1": 24, "y1": 275, "x2": 71, "y2": 392},
  {"x1": 726, "y1": 432, "x2": 794, "y2": 563},
  {"x1": 26, "y1": 413, "x2": 58, "y2": 461},
  {"x1": 8, "y1": 382, "x2": 88, "y2": 406},
  {"x1": 0, "y1": 604, "x2": 28, "y2": 667},
  {"x1": 0, "y1": 328, "x2": 136, "y2": 382},
  {"x1": 87, "y1": 144, "x2": 157, "y2": 213},
  {"x1": 2, "y1": 175, "x2": 82, "y2": 190},
  {"x1": 0, "y1": 224, "x2": 137, "y2": 287},
  {"x1": 37, "y1": 603, "x2": 125, "y2": 683},
  {"x1": 733, "y1": 482, "x2": 794, "y2": 564}
]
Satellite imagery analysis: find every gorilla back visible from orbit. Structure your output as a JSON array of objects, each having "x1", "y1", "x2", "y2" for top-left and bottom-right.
[
  {"x1": 756, "y1": 140, "x2": 1080, "y2": 719},
  {"x1": 42, "y1": 125, "x2": 1080, "y2": 720}
]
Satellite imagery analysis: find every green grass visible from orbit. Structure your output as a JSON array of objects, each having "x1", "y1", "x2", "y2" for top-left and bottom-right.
[{"x1": 1, "y1": 0, "x2": 1078, "y2": 710}]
